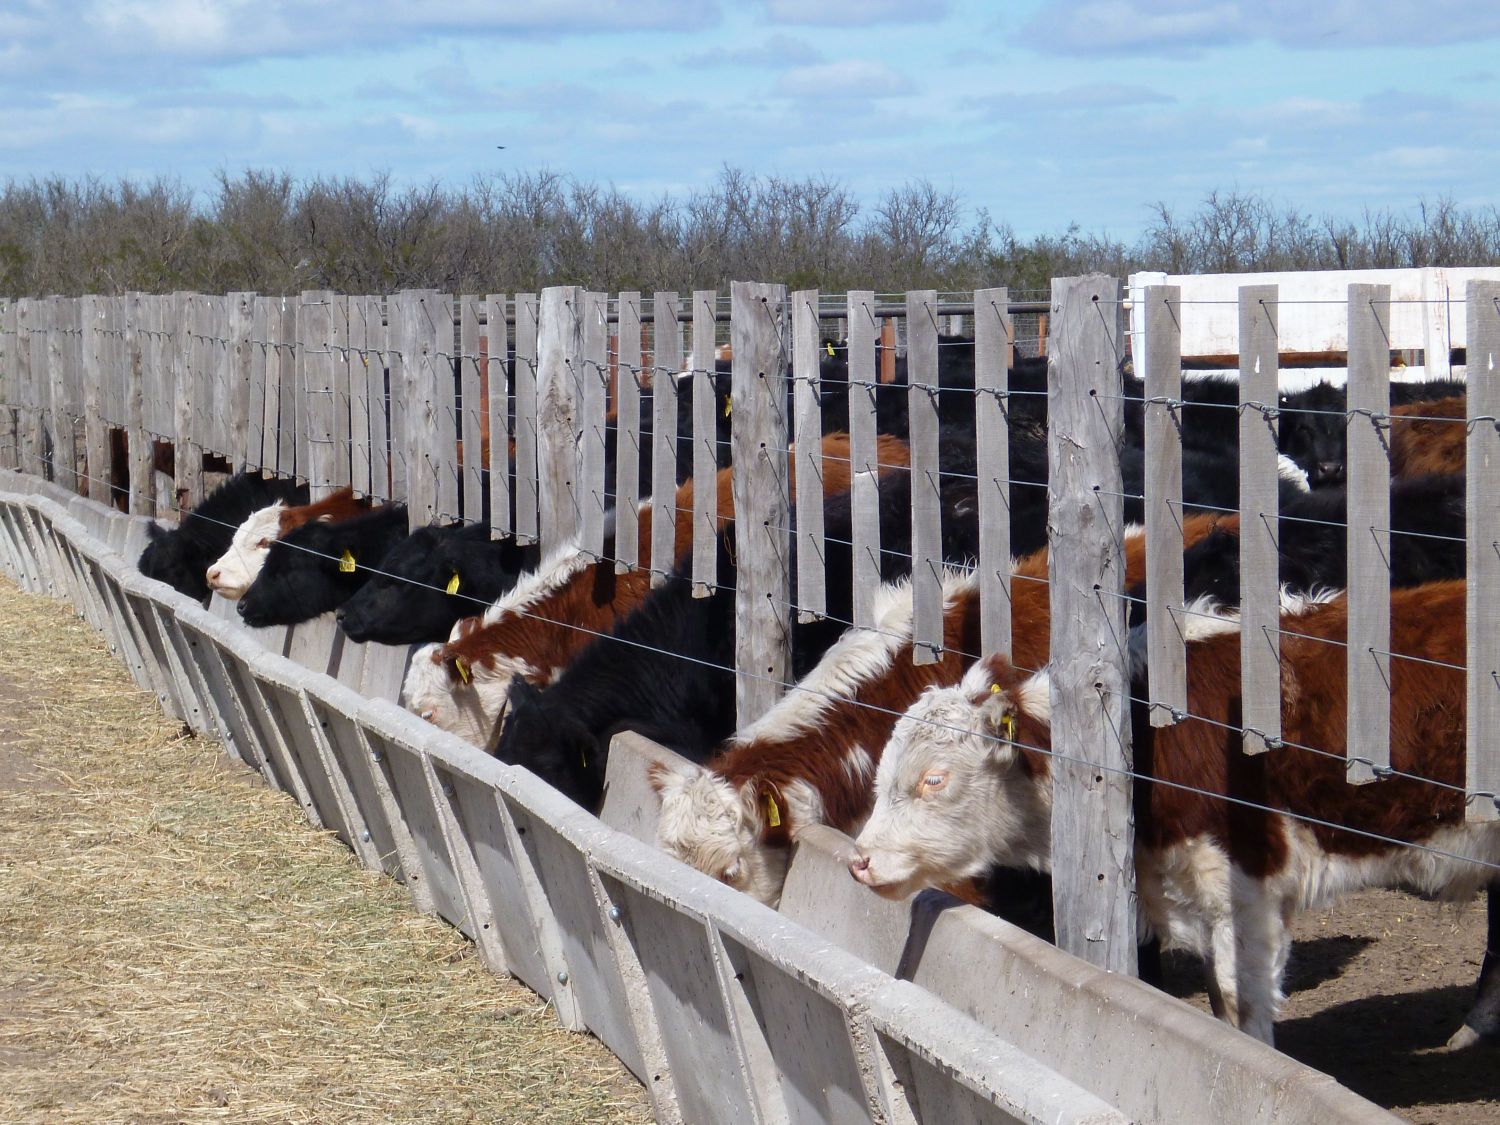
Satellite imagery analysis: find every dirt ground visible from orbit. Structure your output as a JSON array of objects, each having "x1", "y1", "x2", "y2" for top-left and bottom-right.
[
  {"x1": 0, "y1": 580, "x2": 652, "y2": 1125},
  {"x1": 1160, "y1": 883, "x2": 1499, "y2": 1122}
]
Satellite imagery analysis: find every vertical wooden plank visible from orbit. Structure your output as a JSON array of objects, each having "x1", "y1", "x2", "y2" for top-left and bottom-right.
[
  {"x1": 301, "y1": 290, "x2": 338, "y2": 499},
  {"x1": 228, "y1": 292, "x2": 256, "y2": 471},
  {"x1": 1238, "y1": 285, "x2": 1282, "y2": 755},
  {"x1": 846, "y1": 290, "x2": 882, "y2": 629},
  {"x1": 537, "y1": 286, "x2": 582, "y2": 552},
  {"x1": 1143, "y1": 285, "x2": 1186, "y2": 725},
  {"x1": 485, "y1": 294, "x2": 512, "y2": 538},
  {"x1": 791, "y1": 288, "x2": 826, "y2": 623},
  {"x1": 45, "y1": 297, "x2": 69, "y2": 488},
  {"x1": 82, "y1": 296, "x2": 110, "y2": 503},
  {"x1": 19, "y1": 299, "x2": 41, "y2": 477},
  {"x1": 126, "y1": 293, "x2": 152, "y2": 514},
  {"x1": 330, "y1": 294, "x2": 351, "y2": 491},
  {"x1": 344, "y1": 296, "x2": 370, "y2": 495},
  {"x1": 247, "y1": 296, "x2": 269, "y2": 473},
  {"x1": 1046, "y1": 272, "x2": 1136, "y2": 976},
  {"x1": 1346, "y1": 283, "x2": 1392, "y2": 785},
  {"x1": 1467, "y1": 280, "x2": 1500, "y2": 822},
  {"x1": 366, "y1": 296, "x2": 390, "y2": 500},
  {"x1": 213, "y1": 295, "x2": 233, "y2": 459},
  {"x1": 650, "y1": 291, "x2": 682, "y2": 582},
  {"x1": 691, "y1": 289, "x2": 718, "y2": 595},
  {"x1": 974, "y1": 286, "x2": 1011, "y2": 660},
  {"x1": 731, "y1": 281, "x2": 790, "y2": 726},
  {"x1": 258, "y1": 297, "x2": 281, "y2": 473},
  {"x1": 411, "y1": 291, "x2": 456, "y2": 526},
  {"x1": 0, "y1": 299, "x2": 18, "y2": 471},
  {"x1": 277, "y1": 295, "x2": 298, "y2": 480},
  {"x1": 906, "y1": 290, "x2": 942, "y2": 665},
  {"x1": 172, "y1": 292, "x2": 203, "y2": 507},
  {"x1": 579, "y1": 290, "x2": 610, "y2": 557},
  {"x1": 512, "y1": 293, "x2": 540, "y2": 544},
  {"x1": 460, "y1": 295, "x2": 485, "y2": 525},
  {"x1": 614, "y1": 291, "x2": 642, "y2": 571}
]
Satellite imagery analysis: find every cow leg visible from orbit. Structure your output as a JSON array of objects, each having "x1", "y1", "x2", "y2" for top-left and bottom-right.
[{"x1": 1448, "y1": 879, "x2": 1500, "y2": 1049}]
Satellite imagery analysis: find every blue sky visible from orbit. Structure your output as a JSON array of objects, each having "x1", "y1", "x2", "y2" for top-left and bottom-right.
[{"x1": 3, "y1": 0, "x2": 1499, "y2": 240}]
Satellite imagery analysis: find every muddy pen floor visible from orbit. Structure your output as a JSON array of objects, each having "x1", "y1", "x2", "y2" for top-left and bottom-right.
[
  {"x1": 1, "y1": 574, "x2": 1496, "y2": 1124},
  {"x1": 0, "y1": 578, "x2": 652, "y2": 1124}
]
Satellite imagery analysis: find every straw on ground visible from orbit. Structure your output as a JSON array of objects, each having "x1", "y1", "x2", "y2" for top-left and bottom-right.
[{"x1": 0, "y1": 578, "x2": 651, "y2": 1125}]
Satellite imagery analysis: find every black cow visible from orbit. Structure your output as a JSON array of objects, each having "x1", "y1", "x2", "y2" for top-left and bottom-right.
[
  {"x1": 336, "y1": 522, "x2": 540, "y2": 645},
  {"x1": 138, "y1": 472, "x2": 308, "y2": 603},
  {"x1": 238, "y1": 504, "x2": 409, "y2": 628}
]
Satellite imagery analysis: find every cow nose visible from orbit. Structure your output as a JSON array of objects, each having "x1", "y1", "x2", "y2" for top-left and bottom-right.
[
  {"x1": 848, "y1": 852, "x2": 872, "y2": 884},
  {"x1": 206, "y1": 568, "x2": 219, "y2": 585},
  {"x1": 419, "y1": 709, "x2": 436, "y2": 722},
  {"x1": 1316, "y1": 461, "x2": 1342, "y2": 481}
]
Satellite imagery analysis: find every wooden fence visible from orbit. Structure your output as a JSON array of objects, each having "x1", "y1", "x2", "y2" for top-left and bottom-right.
[{"x1": 1, "y1": 270, "x2": 1498, "y2": 981}]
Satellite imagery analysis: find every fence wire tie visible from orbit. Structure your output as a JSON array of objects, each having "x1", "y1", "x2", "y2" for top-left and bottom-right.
[
  {"x1": 1238, "y1": 399, "x2": 1280, "y2": 420},
  {"x1": 1465, "y1": 414, "x2": 1500, "y2": 435},
  {"x1": 1346, "y1": 755, "x2": 1395, "y2": 780},
  {"x1": 1242, "y1": 726, "x2": 1283, "y2": 750}
]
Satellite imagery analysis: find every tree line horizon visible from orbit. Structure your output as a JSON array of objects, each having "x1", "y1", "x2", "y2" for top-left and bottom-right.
[{"x1": 2, "y1": 167, "x2": 1497, "y2": 300}]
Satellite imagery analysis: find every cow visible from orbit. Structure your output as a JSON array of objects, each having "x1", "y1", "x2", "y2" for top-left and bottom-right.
[
  {"x1": 491, "y1": 440, "x2": 1002, "y2": 808},
  {"x1": 651, "y1": 514, "x2": 1225, "y2": 907},
  {"x1": 403, "y1": 432, "x2": 913, "y2": 745},
  {"x1": 849, "y1": 580, "x2": 1500, "y2": 1046},
  {"x1": 237, "y1": 504, "x2": 410, "y2": 628},
  {"x1": 335, "y1": 522, "x2": 540, "y2": 645},
  {"x1": 138, "y1": 472, "x2": 308, "y2": 602},
  {"x1": 206, "y1": 487, "x2": 372, "y2": 600}
]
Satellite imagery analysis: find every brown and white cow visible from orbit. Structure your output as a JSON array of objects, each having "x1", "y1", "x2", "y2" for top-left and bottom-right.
[
  {"x1": 851, "y1": 580, "x2": 1499, "y2": 1045},
  {"x1": 206, "y1": 486, "x2": 372, "y2": 599},
  {"x1": 403, "y1": 432, "x2": 911, "y2": 745},
  {"x1": 653, "y1": 515, "x2": 1229, "y2": 905}
]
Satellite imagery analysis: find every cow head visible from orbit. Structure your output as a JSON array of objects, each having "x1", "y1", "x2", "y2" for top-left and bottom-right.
[
  {"x1": 650, "y1": 759, "x2": 792, "y2": 906},
  {"x1": 138, "y1": 521, "x2": 210, "y2": 602},
  {"x1": 206, "y1": 502, "x2": 286, "y2": 600},
  {"x1": 491, "y1": 675, "x2": 605, "y2": 808},
  {"x1": 849, "y1": 659, "x2": 1053, "y2": 899}
]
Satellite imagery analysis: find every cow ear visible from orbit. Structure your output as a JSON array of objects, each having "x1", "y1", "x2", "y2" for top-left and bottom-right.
[
  {"x1": 647, "y1": 757, "x2": 703, "y2": 797},
  {"x1": 976, "y1": 687, "x2": 1021, "y2": 759}
]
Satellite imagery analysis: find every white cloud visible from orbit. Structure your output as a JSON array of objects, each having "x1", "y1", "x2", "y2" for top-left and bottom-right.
[
  {"x1": 775, "y1": 59, "x2": 913, "y2": 99},
  {"x1": 762, "y1": 0, "x2": 947, "y2": 26},
  {"x1": 682, "y1": 34, "x2": 822, "y2": 69},
  {"x1": 1023, "y1": 0, "x2": 1500, "y2": 57}
]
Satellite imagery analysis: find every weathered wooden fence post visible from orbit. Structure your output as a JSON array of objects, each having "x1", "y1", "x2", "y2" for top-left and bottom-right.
[
  {"x1": 1046, "y1": 273, "x2": 1137, "y2": 975},
  {"x1": 1467, "y1": 280, "x2": 1500, "y2": 823},
  {"x1": 485, "y1": 294, "x2": 512, "y2": 538},
  {"x1": 125, "y1": 293, "x2": 153, "y2": 515},
  {"x1": 791, "y1": 288, "x2": 826, "y2": 623},
  {"x1": 731, "y1": 281, "x2": 790, "y2": 726},
  {"x1": 846, "y1": 290, "x2": 881, "y2": 629},
  {"x1": 82, "y1": 296, "x2": 111, "y2": 503},
  {"x1": 691, "y1": 290, "x2": 718, "y2": 595},
  {"x1": 906, "y1": 289, "x2": 942, "y2": 665},
  {"x1": 300, "y1": 290, "x2": 339, "y2": 499},
  {"x1": 974, "y1": 286, "x2": 1012, "y2": 659},
  {"x1": 537, "y1": 285, "x2": 583, "y2": 553},
  {"x1": 512, "y1": 294, "x2": 540, "y2": 544},
  {"x1": 614, "y1": 291, "x2": 642, "y2": 571},
  {"x1": 1345, "y1": 283, "x2": 1392, "y2": 785},
  {"x1": 459, "y1": 294, "x2": 485, "y2": 526},
  {"x1": 171, "y1": 291, "x2": 202, "y2": 509},
  {"x1": 579, "y1": 290, "x2": 610, "y2": 559},
  {"x1": 1141, "y1": 284, "x2": 1186, "y2": 725},
  {"x1": 0, "y1": 298, "x2": 17, "y2": 472},
  {"x1": 1238, "y1": 285, "x2": 1282, "y2": 755},
  {"x1": 649, "y1": 292, "x2": 682, "y2": 585}
]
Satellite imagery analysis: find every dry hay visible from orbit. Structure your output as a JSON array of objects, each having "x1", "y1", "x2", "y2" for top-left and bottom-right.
[{"x1": 0, "y1": 578, "x2": 652, "y2": 1124}]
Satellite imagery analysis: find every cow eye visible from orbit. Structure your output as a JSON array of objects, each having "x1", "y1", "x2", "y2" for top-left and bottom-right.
[{"x1": 920, "y1": 771, "x2": 948, "y2": 794}]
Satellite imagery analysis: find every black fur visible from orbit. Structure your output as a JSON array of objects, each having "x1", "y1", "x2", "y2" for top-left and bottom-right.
[
  {"x1": 238, "y1": 504, "x2": 409, "y2": 628},
  {"x1": 137, "y1": 472, "x2": 308, "y2": 603},
  {"x1": 336, "y1": 522, "x2": 540, "y2": 645}
]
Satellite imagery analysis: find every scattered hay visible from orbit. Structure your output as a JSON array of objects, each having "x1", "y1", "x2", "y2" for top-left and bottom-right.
[{"x1": 0, "y1": 578, "x2": 652, "y2": 1124}]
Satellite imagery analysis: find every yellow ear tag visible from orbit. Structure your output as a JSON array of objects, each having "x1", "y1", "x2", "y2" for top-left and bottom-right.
[
  {"x1": 825, "y1": 341, "x2": 835, "y2": 357},
  {"x1": 446, "y1": 572, "x2": 461, "y2": 595},
  {"x1": 453, "y1": 656, "x2": 471, "y2": 685},
  {"x1": 1000, "y1": 713, "x2": 1017, "y2": 742},
  {"x1": 723, "y1": 396, "x2": 733, "y2": 418},
  {"x1": 339, "y1": 549, "x2": 357, "y2": 573},
  {"x1": 989, "y1": 683, "x2": 1002, "y2": 693},
  {"x1": 764, "y1": 792, "x2": 782, "y2": 828}
]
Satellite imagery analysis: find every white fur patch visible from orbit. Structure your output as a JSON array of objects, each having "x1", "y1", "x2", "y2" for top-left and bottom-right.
[
  {"x1": 1277, "y1": 454, "x2": 1312, "y2": 493},
  {"x1": 206, "y1": 503, "x2": 285, "y2": 599}
]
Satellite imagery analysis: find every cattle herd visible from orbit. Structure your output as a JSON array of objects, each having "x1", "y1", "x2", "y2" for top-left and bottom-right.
[{"x1": 134, "y1": 335, "x2": 1499, "y2": 1052}]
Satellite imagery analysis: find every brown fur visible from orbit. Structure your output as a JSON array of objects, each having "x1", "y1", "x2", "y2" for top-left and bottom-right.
[
  {"x1": 440, "y1": 432, "x2": 910, "y2": 685},
  {"x1": 994, "y1": 580, "x2": 1469, "y2": 876},
  {"x1": 276, "y1": 487, "x2": 372, "y2": 536},
  {"x1": 1390, "y1": 395, "x2": 1466, "y2": 478},
  {"x1": 671, "y1": 512, "x2": 1226, "y2": 849}
]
